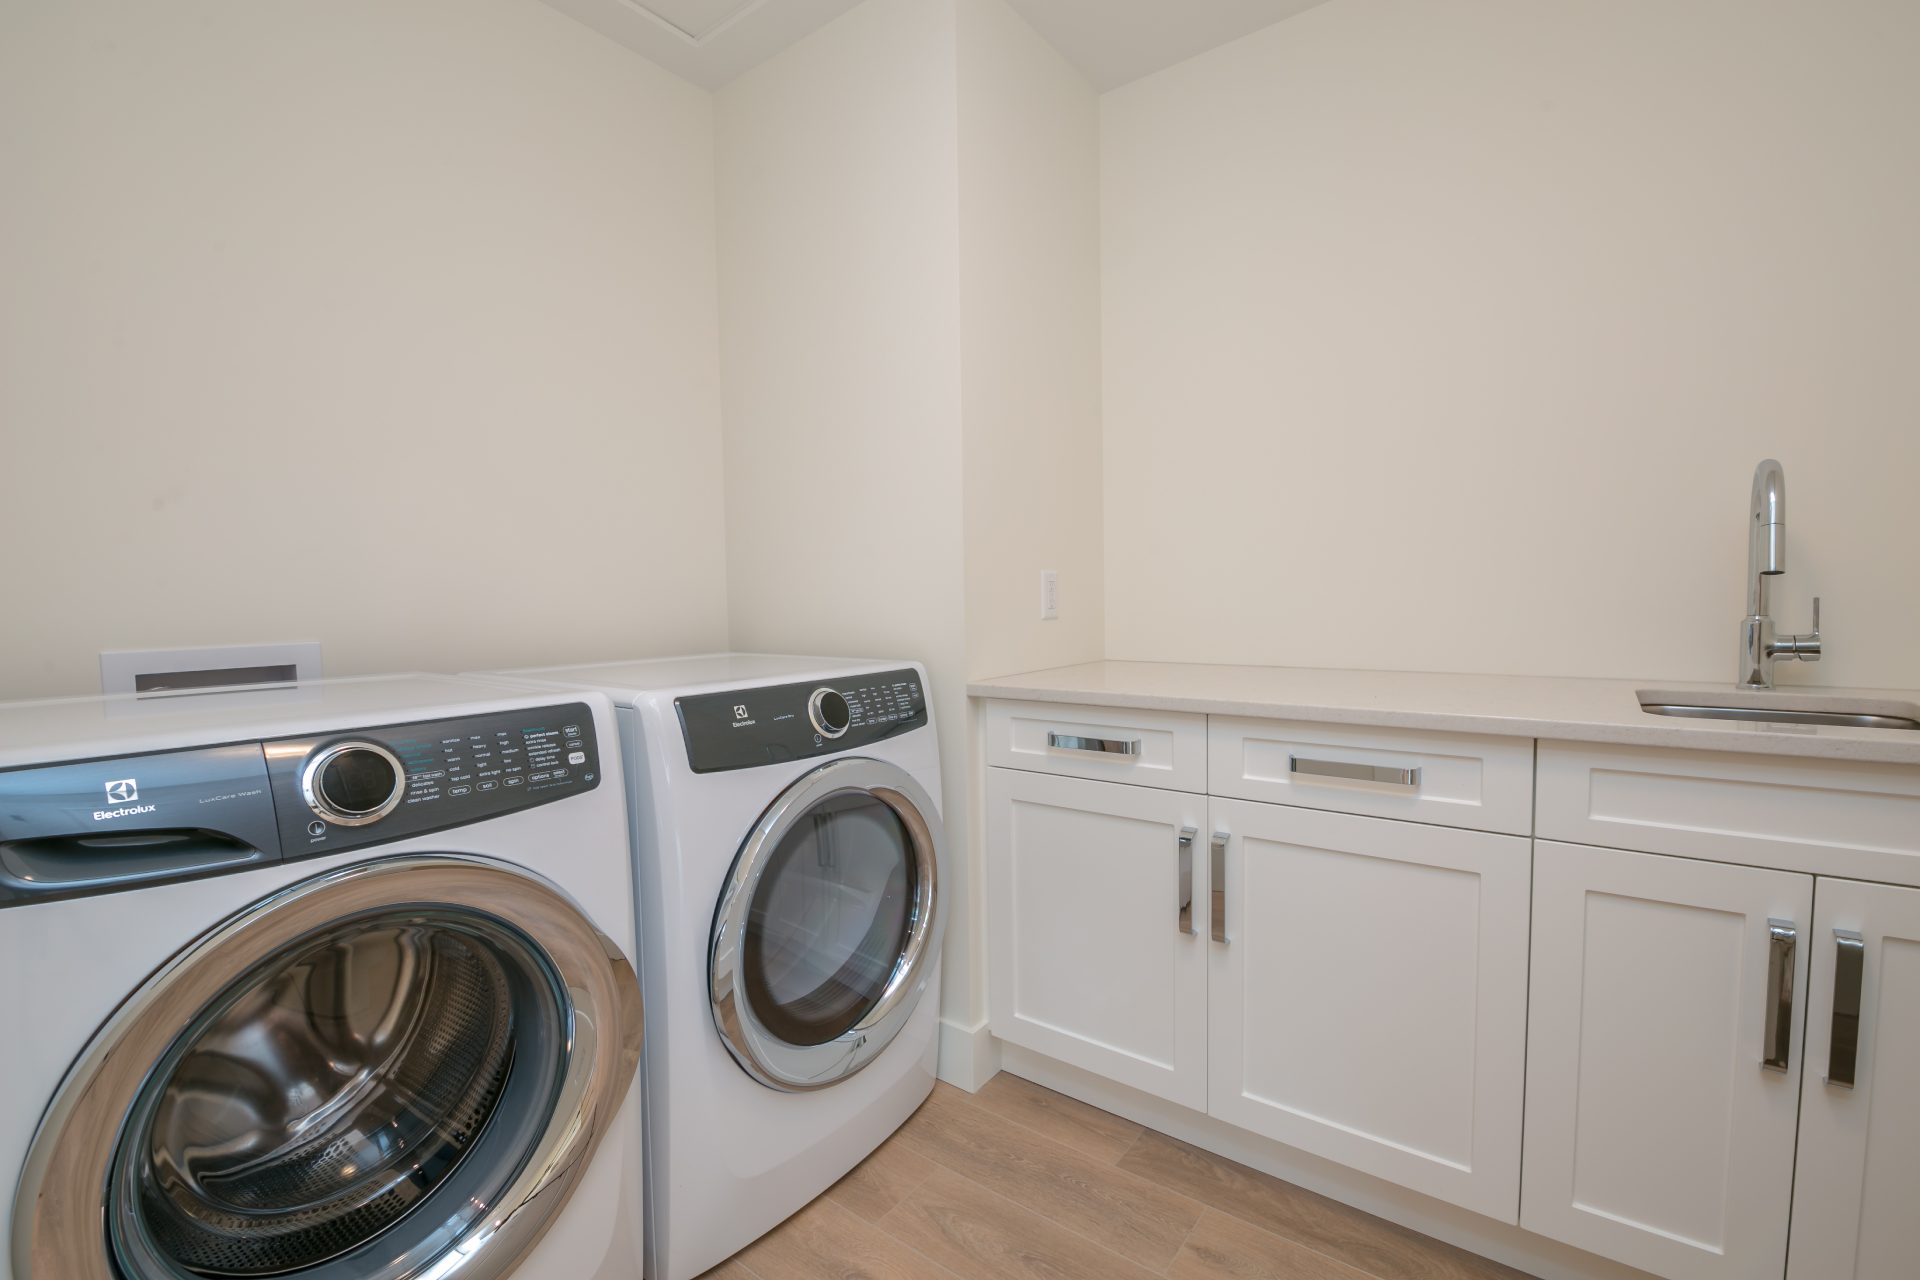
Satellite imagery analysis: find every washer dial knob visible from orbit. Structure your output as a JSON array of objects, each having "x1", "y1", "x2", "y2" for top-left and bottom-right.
[
  {"x1": 808, "y1": 687, "x2": 852, "y2": 739},
  {"x1": 302, "y1": 741, "x2": 406, "y2": 827}
]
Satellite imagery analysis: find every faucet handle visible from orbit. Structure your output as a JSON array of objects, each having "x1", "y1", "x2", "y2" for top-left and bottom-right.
[{"x1": 1777, "y1": 596, "x2": 1823, "y2": 662}]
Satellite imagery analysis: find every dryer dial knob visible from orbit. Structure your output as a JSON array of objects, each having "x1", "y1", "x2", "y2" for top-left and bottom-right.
[
  {"x1": 302, "y1": 742, "x2": 406, "y2": 826},
  {"x1": 808, "y1": 688, "x2": 852, "y2": 739}
]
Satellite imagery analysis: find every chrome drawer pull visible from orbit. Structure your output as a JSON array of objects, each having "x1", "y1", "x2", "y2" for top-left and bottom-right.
[
  {"x1": 1289, "y1": 756, "x2": 1420, "y2": 788},
  {"x1": 1762, "y1": 918, "x2": 1797, "y2": 1072},
  {"x1": 1209, "y1": 831, "x2": 1229, "y2": 944},
  {"x1": 1177, "y1": 826, "x2": 1197, "y2": 936},
  {"x1": 1827, "y1": 929, "x2": 1865, "y2": 1088},
  {"x1": 1046, "y1": 732, "x2": 1141, "y2": 757}
]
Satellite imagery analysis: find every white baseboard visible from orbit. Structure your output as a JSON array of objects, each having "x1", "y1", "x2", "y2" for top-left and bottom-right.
[
  {"x1": 1000, "y1": 1045, "x2": 1647, "y2": 1280},
  {"x1": 935, "y1": 1017, "x2": 1002, "y2": 1092}
]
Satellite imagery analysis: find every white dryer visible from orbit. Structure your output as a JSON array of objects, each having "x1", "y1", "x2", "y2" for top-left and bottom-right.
[
  {"x1": 0, "y1": 676, "x2": 644, "y2": 1280},
  {"x1": 477, "y1": 655, "x2": 945, "y2": 1280}
]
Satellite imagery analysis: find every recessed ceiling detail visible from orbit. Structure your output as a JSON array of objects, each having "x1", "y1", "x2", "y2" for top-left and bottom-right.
[
  {"x1": 541, "y1": 0, "x2": 1335, "y2": 91},
  {"x1": 541, "y1": 0, "x2": 865, "y2": 87},
  {"x1": 625, "y1": 0, "x2": 770, "y2": 45}
]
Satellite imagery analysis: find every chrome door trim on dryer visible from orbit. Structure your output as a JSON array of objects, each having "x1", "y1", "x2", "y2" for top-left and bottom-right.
[
  {"x1": 13, "y1": 855, "x2": 643, "y2": 1280},
  {"x1": 710, "y1": 757, "x2": 944, "y2": 1091}
]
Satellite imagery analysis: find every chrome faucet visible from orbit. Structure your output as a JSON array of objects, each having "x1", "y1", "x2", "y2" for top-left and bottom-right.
[{"x1": 1737, "y1": 458, "x2": 1822, "y2": 688}]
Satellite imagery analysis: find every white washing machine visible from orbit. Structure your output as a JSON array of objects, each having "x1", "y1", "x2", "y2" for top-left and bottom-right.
[
  {"x1": 0, "y1": 675, "x2": 644, "y2": 1280},
  {"x1": 476, "y1": 655, "x2": 945, "y2": 1280}
]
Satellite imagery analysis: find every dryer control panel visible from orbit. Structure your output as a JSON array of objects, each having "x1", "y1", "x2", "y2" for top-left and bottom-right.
[
  {"x1": 266, "y1": 702, "x2": 602, "y2": 858},
  {"x1": 677, "y1": 669, "x2": 927, "y2": 773}
]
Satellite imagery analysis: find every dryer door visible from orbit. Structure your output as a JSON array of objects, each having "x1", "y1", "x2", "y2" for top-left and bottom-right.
[
  {"x1": 13, "y1": 856, "x2": 641, "y2": 1280},
  {"x1": 710, "y1": 758, "x2": 945, "y2": 1091}
]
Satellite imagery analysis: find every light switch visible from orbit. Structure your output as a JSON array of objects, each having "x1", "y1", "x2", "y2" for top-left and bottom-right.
[{"x1": 1040, "y1": 569, "x2": 1058, "y2": 621}]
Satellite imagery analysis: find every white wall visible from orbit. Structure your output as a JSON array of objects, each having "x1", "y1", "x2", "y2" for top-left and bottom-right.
[
  {"x1": 1102, "y1": 0, "x2": 1920, "y2": 688},
  {"x1": 954, "y1": 0, "x2": 1104, "y2": 1043},
  {"x1": 716, "y1": 0, "x2": 965, "y2": 692},
  {"x1": 0, "y1": 0, "x2": 729, "y2": 698},
  {"x1": 959, "y1": 0, "x2": 1105, "y2": 686}
]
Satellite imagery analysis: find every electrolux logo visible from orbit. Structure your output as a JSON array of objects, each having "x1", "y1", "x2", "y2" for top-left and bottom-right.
[
  {"x1": 734, "y1": 705, "x2": 749, "y2": 720},
  {"x1": 95, "y1": 777, "x2": 155, "y2": 821}
]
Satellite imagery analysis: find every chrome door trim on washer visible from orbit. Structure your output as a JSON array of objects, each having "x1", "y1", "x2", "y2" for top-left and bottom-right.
[
  {"x1": 710, "y1": 757, "x2": 944, "y2": 1092},
  {"x1": 12, "y1": 855, "x2": 643, "y2": 1280}
]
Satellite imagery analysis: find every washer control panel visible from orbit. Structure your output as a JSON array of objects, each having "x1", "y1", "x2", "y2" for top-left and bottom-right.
[
  {"x1": 678, "y1": 669, "x2": 927, "y2": 774},
  {"x1": 267, "y1": 702, "x2": 601, "y2": 857}
]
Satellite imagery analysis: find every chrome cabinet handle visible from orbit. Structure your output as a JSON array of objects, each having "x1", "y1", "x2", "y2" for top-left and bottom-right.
[
  {"x1": 1209, "y1": 831, "x2": 1229, "y2": 944},
  {"x1": 1827, "y1": 929, "x2": 1865, "y2": 1088},
  {"x1": 1046, "y1": 732, "x2": 1141, "y2": 757},
  {"x1": 1177, "y1": 826, "x2": 1197, "y2": 936},
  {"x1": 1763, "y1": 918, "x2": 1798, "y2": 1072},
  {"x1": 1289, "y1": 756, "x2": 1421, "y2": 788}
]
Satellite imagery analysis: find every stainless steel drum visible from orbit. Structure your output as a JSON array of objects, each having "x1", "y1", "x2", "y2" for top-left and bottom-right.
[{"x1": 13, "y1": 856, "x2": 642, "y2": 1280}]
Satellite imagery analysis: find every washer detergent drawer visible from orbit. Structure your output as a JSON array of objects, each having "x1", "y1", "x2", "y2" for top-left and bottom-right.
[{"x1": 0, "y1": 745, "x2": 278, "y2": 905}]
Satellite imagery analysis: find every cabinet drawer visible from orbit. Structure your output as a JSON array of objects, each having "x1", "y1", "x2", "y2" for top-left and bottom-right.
[
  {"x1": 1208, "y1": 718, "x2": 1533, "y2": 835},
  {"x1": 1537, "y1": 742, "x2": 1920, "y2": 884},
  {"x1": 984, "y1": 700, "x2": 1206, "y2": 792}
]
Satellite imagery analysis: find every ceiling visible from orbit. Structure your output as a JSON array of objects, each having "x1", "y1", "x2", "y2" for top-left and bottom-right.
[
  {"x1": 540, "y1": 0, "x2": 867, "y2": 90},
  {"x1": 1001, "y1": 0, "x2": 1332, "y2": 91},
  {"x1": 543, "y1": 0, "x2": 1335, "y2": 92}
]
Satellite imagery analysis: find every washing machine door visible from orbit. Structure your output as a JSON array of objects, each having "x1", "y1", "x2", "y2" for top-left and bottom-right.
[
  {"x1": 12, "y1": 855, "x2": 641, "y2": 1280},
  {"x1": 710, "y1": 757, "x2": 945, "y2": 1091}
]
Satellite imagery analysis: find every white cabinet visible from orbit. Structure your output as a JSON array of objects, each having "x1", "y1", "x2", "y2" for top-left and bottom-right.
[
  {"x1": 983, "y1": 692, "x2": 1920, "y2": 1280},
  {"x1": 1521, "y1": 841, "x2": 1812, "y2": 1280},
  {"x1": 985, "y1": 768, "x2": 1208, "y2": 1109},
  {"x1": 1788, "y1": 877, "x2": 1920, "y2": 1280},
  {"x1": 1207, "y1": 798, "x2": 1531, "y2": 1221}
]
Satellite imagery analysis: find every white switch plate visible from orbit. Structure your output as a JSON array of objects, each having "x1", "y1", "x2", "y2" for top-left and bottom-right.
[{"x1": 1040, "y1": 569, "x2": 1058, "y2": 621}]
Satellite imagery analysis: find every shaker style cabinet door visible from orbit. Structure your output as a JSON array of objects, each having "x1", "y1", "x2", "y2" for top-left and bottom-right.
[
  {"x1": 1205, "y1": 798, "x2": 1531, "y2": 1221},
  {"x1": 985, "y1": 769, "x2": 1208, "y2": 1109},
  {"x1": 1522, "y1": 841, "x2": 1812, "y2": 1280},
  {"x1": 1788, "y1": 877, "x2": 1920, "y2": 1280}
]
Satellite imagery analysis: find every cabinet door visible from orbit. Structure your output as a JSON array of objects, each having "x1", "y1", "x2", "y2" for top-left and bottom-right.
[
  {"x1": 1206, "y1": 798, "x2": 1531, "y2": 1221},
  {"x1": 986, "y1": 768, "x2": 1208, "y2": 1109},
  {"x1": 1788, "y1": 877, "x2": 1920, "y2": 1280},
  {"x1": 1522, "y1": 842, "x2": 1812, "y2": 1280}
]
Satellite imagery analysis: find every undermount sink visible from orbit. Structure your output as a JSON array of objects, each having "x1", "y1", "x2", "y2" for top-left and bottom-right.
[{"x1": 1637, "y1": 688, "x2": 1920, "y2": 731}]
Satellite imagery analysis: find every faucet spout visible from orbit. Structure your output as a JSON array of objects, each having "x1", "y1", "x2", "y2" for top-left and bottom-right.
[
  {"x1": 1747, "y1": 458, "x2": 1785, "y2": 617},
  {"x1": 1736, "y1": 458, "x2": 1821, "y2": 688}
]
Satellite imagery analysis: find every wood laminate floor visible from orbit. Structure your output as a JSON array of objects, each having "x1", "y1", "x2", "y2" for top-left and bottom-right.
[{"x1": 698, "y1": 1075, "x2": 1535, "y2": 1280}]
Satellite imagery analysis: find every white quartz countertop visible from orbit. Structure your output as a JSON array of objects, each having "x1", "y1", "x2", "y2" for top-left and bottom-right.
[{"x1": 967, "y1": 662, "x2": 1920, "y2": 765}]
